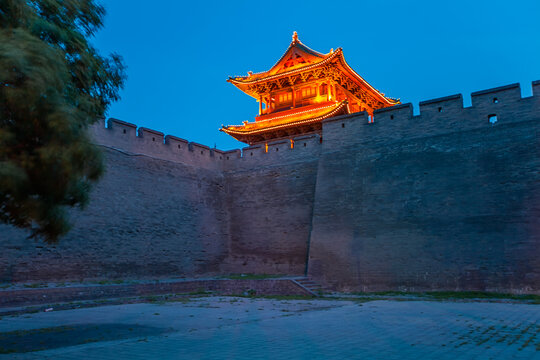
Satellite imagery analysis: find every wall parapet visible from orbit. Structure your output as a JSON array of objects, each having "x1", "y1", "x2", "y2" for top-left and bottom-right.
[
  {"x1": 90, "y1": 119, "x2": 322, "y2": 171},
  {"x1": 323, "y1": 80, "x2": 540, "y2": 149},
  {"x1": 90, "y1": 80, "x2": 540, "y2": 169},
  {"x1": 418, "y1": 94, "x2": 462, "y2": 107},
  {"x1": 90, "y1": 118, "x2": 239, "y2": 171}
]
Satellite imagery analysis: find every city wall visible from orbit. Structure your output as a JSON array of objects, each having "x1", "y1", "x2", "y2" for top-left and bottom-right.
[
  {"x1": 221, "y1": 134, "x2": 321, "y2": 275},
  {"x1": 0, "y1": 81, "x2": 538, "y2": 293},
  {"x1": 309, "y1": 82, "x2": 540, "y2": 292},
  {"x1": 0, "y1": 143, "x2": 230, "y2": 282}
]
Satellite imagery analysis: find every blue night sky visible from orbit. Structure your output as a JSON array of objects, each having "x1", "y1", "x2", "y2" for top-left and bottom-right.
[{"x1": 93, "y1": 0, "x2": 540, "y2": 150}]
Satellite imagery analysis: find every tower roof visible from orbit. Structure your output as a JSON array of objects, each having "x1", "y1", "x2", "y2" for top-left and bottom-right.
[
  {"x1": 231, "y1": 32, "x2": 330, "y2": 83},
  {"x1": 222, "y1": 32, "x2": 400, "y2": 145},
  {"x1": 227, "y1": 32, "x2": 398, "y2": 106},
  {"x1": 220, "y1": 100, "x2": 349, "y2": 144}
]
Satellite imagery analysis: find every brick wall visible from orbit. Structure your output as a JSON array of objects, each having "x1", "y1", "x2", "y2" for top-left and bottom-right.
[
  {"x1": 308, "y1": 83, "x2": 540, "y2": 293},
  {"x1": 0, "y1": 147, "x2": 229, "y2": 282},
  {"x1": 0, "y1": 81, "x2": 538, "y2": 294}
]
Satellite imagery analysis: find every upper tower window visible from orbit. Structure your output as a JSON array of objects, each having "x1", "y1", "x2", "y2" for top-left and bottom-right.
[
  {"x1": 276, "y1": 92, "x2": 293, "y2": 107},
  {"x1": 302, "y1": 87, "x2": 316, "y2": 98}
]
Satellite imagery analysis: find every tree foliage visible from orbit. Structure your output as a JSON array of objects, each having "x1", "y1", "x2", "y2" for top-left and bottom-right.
[{"x1": 0, "y1": 0, "x2": 126, "y2": 242}]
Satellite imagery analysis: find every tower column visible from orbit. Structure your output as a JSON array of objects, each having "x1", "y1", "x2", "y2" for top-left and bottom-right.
[{"x1": 327, "y1": 80, "x2": 331, "y2": 101}]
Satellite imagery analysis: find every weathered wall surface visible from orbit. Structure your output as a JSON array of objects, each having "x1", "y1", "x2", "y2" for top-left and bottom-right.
[
  {"x1": 0, "y1": 125, "x2": 230, "y2": 282},
  {"x1": 0, "y1": 81, "x2": 538, "y2": 293},
  {"x1": 308, "y1": 83, "x2": 540, "y2": 293},
  {"x1": 221, "y1": 135, "x2": 321, "y2": 275}
]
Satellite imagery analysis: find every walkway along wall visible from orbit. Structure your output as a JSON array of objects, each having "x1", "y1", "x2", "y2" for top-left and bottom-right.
[{"x1": 0, "y1": 81, "x2": 538, "y2": 293}]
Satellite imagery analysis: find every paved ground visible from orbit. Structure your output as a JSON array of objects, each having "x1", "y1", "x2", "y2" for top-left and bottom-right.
[{"x1": 0, "y1": 297, "x2": 538, "y2": 359}]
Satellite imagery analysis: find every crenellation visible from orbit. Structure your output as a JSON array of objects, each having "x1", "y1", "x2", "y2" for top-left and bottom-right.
[
  {"x1": 260, "y1": 140, "x2": 291, "y2": 163},
  {"x1": 322, "y1": 111, "x2": 369, "y2": 148},
  {"x1": 414, "y1": 95, "x2": 468, "y2": 138},
  {"x1": 267, "y1": 140, "x2": 290, "y2": 153},
  {"x1": 92, "y1": 118, "x2": 138, "y2": 151},
  {"x1": 292, "y1": 134, "x2": 321, "y2": 149},
  {"x1": 90, "y1": 81, "x2": 540, "y2": 175},
  {"x1": 220, "y1": 150, "x2": 241, "y2": 171},
  {"x1": 212, "y1": 148, "x2": 226, "y2": 160},
  {"x1": 137, "y1": 127, "x2": 166, "y2": 158},
  {"x1": 374, "y1": 103, "x2": 413, "y2": 119},
  {"x1": 89, "y1": 81, "x2": 540, "y2": 171},
  {"x1": 2, "y1": 80, "x2": 539, "y2": 292},
  {"x1": 108, "y1": 118, "x2": 137, "y2": 136},
  {"x1": 242, "y1": 144, "x2": 264, "y2": 155},
  {"x1": 89, "y1": 118, "x2": 241, "y2": 171},
  {"x1": 289, "y1": 134, "x2": 321, "y2": 160},
  {"x1": 138, "y1": 127, "x2": 165, "y2": 144},
  {"x1": 372, "y1": 103, "x2": 414, "y2": 141},
  {"x1": 239, "y1": 144, "x2": 266, "y2": 165},
  {"x1": 189, "y1": 142, "x2": 211, "y2": 155},
  {"x1": 532, "y1": 80, "x2": 540, "y2": 97},
  {"x1": 221, "y1": 149, "x2": 241, "y2": 160},
  {"x1": 468, "y1": 83, "x2": 537, "y2": 128},
  {"x1": 471, "y1": 83, "x2": 521, "y2": 108},
  {"x1": 164, "y1": 135, "x2": 189, "y2": 150},
  {"x1": 419, "y1": 94, "x2": 463, "y2": 116}
]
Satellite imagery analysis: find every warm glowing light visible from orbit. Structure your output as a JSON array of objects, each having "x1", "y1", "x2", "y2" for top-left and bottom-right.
[
  {"x1": 222, "y1": 101, "x2": 349, "y2": 135},
  {"x1": 223, "y1": 32, "x2": 399, "y2": 144}
]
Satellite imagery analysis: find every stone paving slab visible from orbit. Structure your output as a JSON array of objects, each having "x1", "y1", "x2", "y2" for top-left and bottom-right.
[{"x1": 0, "y1": 298, "x2": 538, "y2": 359}]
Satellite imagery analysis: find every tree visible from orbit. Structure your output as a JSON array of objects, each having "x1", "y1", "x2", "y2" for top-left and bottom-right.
[{"x1": 0, "y1": 0, "x2": 126, "y2": 242}]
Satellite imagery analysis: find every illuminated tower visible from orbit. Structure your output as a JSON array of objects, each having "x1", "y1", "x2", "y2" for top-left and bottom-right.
[{"x1": 221, "y1": 32, "x2": 399, "y2": 145}]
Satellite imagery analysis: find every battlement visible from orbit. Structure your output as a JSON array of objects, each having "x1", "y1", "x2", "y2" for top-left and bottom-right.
[
  {"x1": 5, "y1": 81, "x2": 539, "y2": 294},
  {"x1": 236, "y1": 134, "x2": 322, "y2": 168},
  {"x1": 90, "y1": 118, "x2": 323, "y2": 171},
  {"x1": 90, "y1": 118, "x2": 234, "y2": 171},
  {"x1": 323, "y1": 80, "x2": 540, "y2": 148},
  {"x1": 90, "y1": 80, "x2": 540, "y2": 171}
]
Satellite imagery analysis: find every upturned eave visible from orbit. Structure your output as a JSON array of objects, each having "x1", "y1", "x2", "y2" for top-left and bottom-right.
[{"x1": 220, "y1": 100, "x2": 349, "y2": 140}]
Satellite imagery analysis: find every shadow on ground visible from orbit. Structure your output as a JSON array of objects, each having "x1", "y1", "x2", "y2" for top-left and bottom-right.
[{"x1": 0, "y1": 323, "x2": 170, "y2": 354}]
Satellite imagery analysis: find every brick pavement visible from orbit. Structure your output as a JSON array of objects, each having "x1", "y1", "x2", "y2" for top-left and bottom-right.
[{"x1": 0, "y1": 298, "x2": 538, "y2": 359}]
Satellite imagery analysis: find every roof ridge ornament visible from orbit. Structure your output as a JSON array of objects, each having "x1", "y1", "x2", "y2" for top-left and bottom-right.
[{"x1": 292, "y1": 31, "x2": 299, "y2": 43}]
